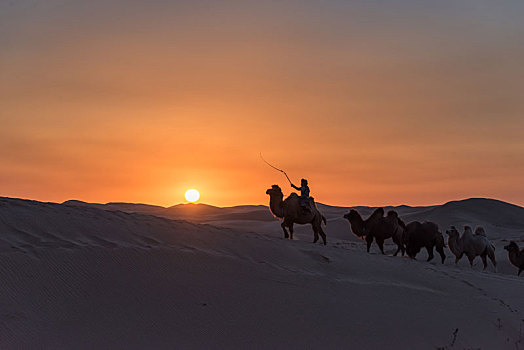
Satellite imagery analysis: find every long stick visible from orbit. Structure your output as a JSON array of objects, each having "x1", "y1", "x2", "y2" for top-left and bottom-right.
[{"x1": 260, "y1": 153, "x2": 292, "y2": 185}]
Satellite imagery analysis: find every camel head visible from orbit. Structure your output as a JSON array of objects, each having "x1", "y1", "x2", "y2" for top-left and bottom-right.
[
  {"x1": 406, "y1": 244, "x2": 422, "y2": 259},
  {"x1": 343, "y1": 209, "x2": 365, "y2": 237},
  {"x1": 266, "y1": 185, "x2": 283, "y2": 199},
  {"x1": 464, "y1": 225, "x2": 473, "y2": 234},
  {"x1": 343, "y1": 209, "x2": 361, "y2": 222},
  {"x1": 406, "y1": 240, "x2": 422, "y2": 259},
  {"x1": 446, "y1": 226, "x2": 460, "y2": 237},
  {"x1": 504, "y1": 241, "x2": 519, "y2": 252}
]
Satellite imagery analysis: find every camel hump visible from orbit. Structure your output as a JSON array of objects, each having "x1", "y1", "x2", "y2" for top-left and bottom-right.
[
  {"x1": 387, "y1": 210, "x2": 398, "y2": 218},
  {"x1": 370, "y1": 207, "x2": 385, "y2": 219},
  {"x1": 384, "y1": 211, "x2": 399, "y2": 225},
  {"x1": 284, "y1": 193, "x2": 317, "y2": 210},
  {"x1": 286, "y1": 192, "x2": 299, "y2": 200},
  {"x1": 423, "y1": 221, "x2": 439, "y2": 232},
  {"x1": 474, "y1": 227, "x2": 487, "y2": 237}
]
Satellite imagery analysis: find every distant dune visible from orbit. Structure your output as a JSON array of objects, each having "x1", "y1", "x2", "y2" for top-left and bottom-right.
[
  {"x1": 63, "y1": 197, "x2": 524, "y2": 240},
  {"x1": 1, "y1": 196, "x2": 524, "y2": 348}
]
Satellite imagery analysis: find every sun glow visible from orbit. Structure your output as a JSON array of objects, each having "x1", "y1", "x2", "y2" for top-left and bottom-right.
[{"x1": 184, "y1": 189, "x2": 200, "y2": 203}]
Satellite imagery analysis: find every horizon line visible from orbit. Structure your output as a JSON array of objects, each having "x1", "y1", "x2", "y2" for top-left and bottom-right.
[{"x1": 2, "y1": 195, "x2": 523, "y2": 210}]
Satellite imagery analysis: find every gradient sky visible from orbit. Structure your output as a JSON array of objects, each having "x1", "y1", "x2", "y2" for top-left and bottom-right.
[{"x1": 1, "y1": 0, "x2": 524, "y2": 207}]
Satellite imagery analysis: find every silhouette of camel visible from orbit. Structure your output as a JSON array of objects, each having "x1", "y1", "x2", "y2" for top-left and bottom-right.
[
  {"x1": 266, "y1": 185, "x2": 327, "y2": 245},
  {"x1": 446, "y1": 226, "x2": 496, "y2": 270},
  {"x1": 343, "y1": 208, "x2": 405, "y2": 255},
  {"x1": 504, "y1": 241, "x2": 524, "y2": 276},
  {"x1": 404, "y1": 221, "x2": 446, "y2": 263}
]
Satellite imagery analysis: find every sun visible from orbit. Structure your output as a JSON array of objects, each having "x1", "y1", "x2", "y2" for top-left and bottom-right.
[{"x1": 184, "y1": 189, "x2": 200, "y2": 203}]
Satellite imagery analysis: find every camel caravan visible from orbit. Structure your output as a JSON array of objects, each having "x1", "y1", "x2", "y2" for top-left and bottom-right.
[
  {"x1": 343, "y1": 207, "x2": 447, "y2": 264},
  {"x1": 265, "y1": 182, "x2": 524, "y2": 276}
]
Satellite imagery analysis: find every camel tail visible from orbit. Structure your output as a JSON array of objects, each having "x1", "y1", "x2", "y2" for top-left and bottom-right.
[{"x1": 322, "y1": 215, "x2": 327, "y2": 226}]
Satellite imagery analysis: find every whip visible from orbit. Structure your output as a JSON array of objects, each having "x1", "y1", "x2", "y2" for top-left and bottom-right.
[{"x1": 259, "y1": 153, "x2": 292, "y2": 185}]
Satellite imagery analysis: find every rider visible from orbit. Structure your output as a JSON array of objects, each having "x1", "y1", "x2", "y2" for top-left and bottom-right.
[{"x1": 291, "y1": 178, "x2": 310, "y2": 212}]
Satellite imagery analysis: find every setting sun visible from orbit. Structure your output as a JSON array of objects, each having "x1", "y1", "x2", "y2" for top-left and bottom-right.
[{"x1": 184, "y1": 189, "x2": 200, "y2": 203}]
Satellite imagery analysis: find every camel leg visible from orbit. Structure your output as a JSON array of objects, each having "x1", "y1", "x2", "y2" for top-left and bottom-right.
[
  {"x1": 392, "y1": 237, "x2": 400, "y2": 256},
  {"x1": 366, "y1": 235, "x2": 373, "y2": 253},
  {"x1": 480, "y1": 253, "x2": 488, "y2": 270},
  {"x1": 455, "y1": 252, "x2": 463, "y2": 264},
  {"x1": 312, "y1": 224, "x2": 319, "y2": 243},
  {"x1": 288, "y1": 224, "x2": 294, "y2": 240},
  {"x1": 376, "y1": 238, "x2": 385, "y2": 255},
  {"x1": 393, "y1": 237, "x2": 405, "y2": 256},
  {"x1": 318, "y1": 226, "x2": 327, "y2": 245},
  {"x1": 281, "y1": 222, "x2": 289, "y2": 239},
  {"x1": 401, "y1": 245, "x2": 405, "y2": 256},
  {"x1": 426, "y1": 246, "x2": 434, "y2": 262},
  {"x1": 488, "y1": 250, "x2": 497, "y2": 270},
  {"x1": 468, "y1": 255, "x2": 475, "y2": 268},
  {"x1": 519, "y1": 269, "x2": 522, "y2": 276},
  {"x1": 436, "y1": 246, "x2": 446, "y2": 264},
  {"x1": 393, "y1": 245, "x2": 400, "y2": 257}
]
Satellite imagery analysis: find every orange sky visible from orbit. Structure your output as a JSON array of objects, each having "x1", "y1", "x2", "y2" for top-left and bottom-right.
[{"x1": 1, "y1": 1, "x2": 524, "y2": 207}]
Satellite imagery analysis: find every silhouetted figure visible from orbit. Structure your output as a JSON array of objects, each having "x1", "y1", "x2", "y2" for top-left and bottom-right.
[
  {"x1": 504, "y1": 241, "x2": 524, "y2": 276},
  {"x1": 446, "y1": 226, "x2": 496, "y2": 270},
  {"x1": 266, "y1": 184, "x2": 327, "y2": 244},
  {"x1": 343, "y1": 208, "x2": 405, "y2": 255},
  {"x1": 291, "y1": 178, "x2": 310, "y2": 213},
  {"x1": 404, "y1": 221, "x2": 446, "y2": 264}
]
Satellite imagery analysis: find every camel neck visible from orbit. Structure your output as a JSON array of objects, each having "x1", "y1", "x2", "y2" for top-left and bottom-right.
[
  {"x1": 349, "y1": 215, "x2": 365, "y2": 236},
  {"x1": 448, "y1": 235, "x2": 462, "y2": 252},
  {"x1": 509, "y1": 250, "x2": 520, "y2": 266},
  {"x1": 269, "y1": 195, "x2": 284, "y2": 218}
]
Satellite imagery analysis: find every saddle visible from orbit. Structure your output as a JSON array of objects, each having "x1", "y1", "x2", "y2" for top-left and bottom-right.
[{"x1": 300, "y1": 197, "x2": 316, "y2": 211}]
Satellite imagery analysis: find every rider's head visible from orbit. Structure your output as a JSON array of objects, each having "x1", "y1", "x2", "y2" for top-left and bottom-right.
[{"x1": 301, "y1": 178, "x2": 308, "y2": 186}]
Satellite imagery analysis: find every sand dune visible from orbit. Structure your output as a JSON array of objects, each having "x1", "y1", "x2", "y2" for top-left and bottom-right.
[
  {"x1": 1, "y1": 196, "x2": 524, "y2": 349},
  {"x1": 63, "y1": 197, "x2": 524, "y2": 258},
  {"x1": 64, "y1": 197, "x2": 524, "y2": 237}
]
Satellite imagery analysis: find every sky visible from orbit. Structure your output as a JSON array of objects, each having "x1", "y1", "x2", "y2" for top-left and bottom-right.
[{"x1": 1, "y1": 0, "x2": 524, "y2": 207}]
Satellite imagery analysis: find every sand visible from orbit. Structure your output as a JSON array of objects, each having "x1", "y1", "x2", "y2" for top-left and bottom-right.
[{"x1": 1, "y1": 196, "x2": 524, "y2": 349}]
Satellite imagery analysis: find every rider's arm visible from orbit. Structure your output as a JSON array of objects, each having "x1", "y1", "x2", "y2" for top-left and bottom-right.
[{"x1": 291, "y1": 183, "x2": 300, "y2": 191}]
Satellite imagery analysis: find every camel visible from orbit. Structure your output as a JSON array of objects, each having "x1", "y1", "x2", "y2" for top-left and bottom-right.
[
  {"x1": 388, "y1": 211, "x2": 407, "y2": 256},
  {"x1": 404, "y1": 221, "x2": 446, "y2": 263},
  {"x1": 343, "y1": 208, "x2": 382, "y2": 239},
  {"x1": 446, "y1": 226, "x2": 496, "y2": 270},
  {"x1": 504, "y1": 241, "x2": 524, "y2": 276},
  {"x1": 446, "y1": 226, "x2": 464, "y2": 264},
  {"x1": 343, "y1": 208, "x2": 405, "y2": 255},
  {"x1": 266, "y1": 185, "x2": 327, "y2": 245}
]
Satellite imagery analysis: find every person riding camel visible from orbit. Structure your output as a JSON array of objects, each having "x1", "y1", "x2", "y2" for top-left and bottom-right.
[{"x1": 291, "y1": 178, "x2": 310, "y2": 213}]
